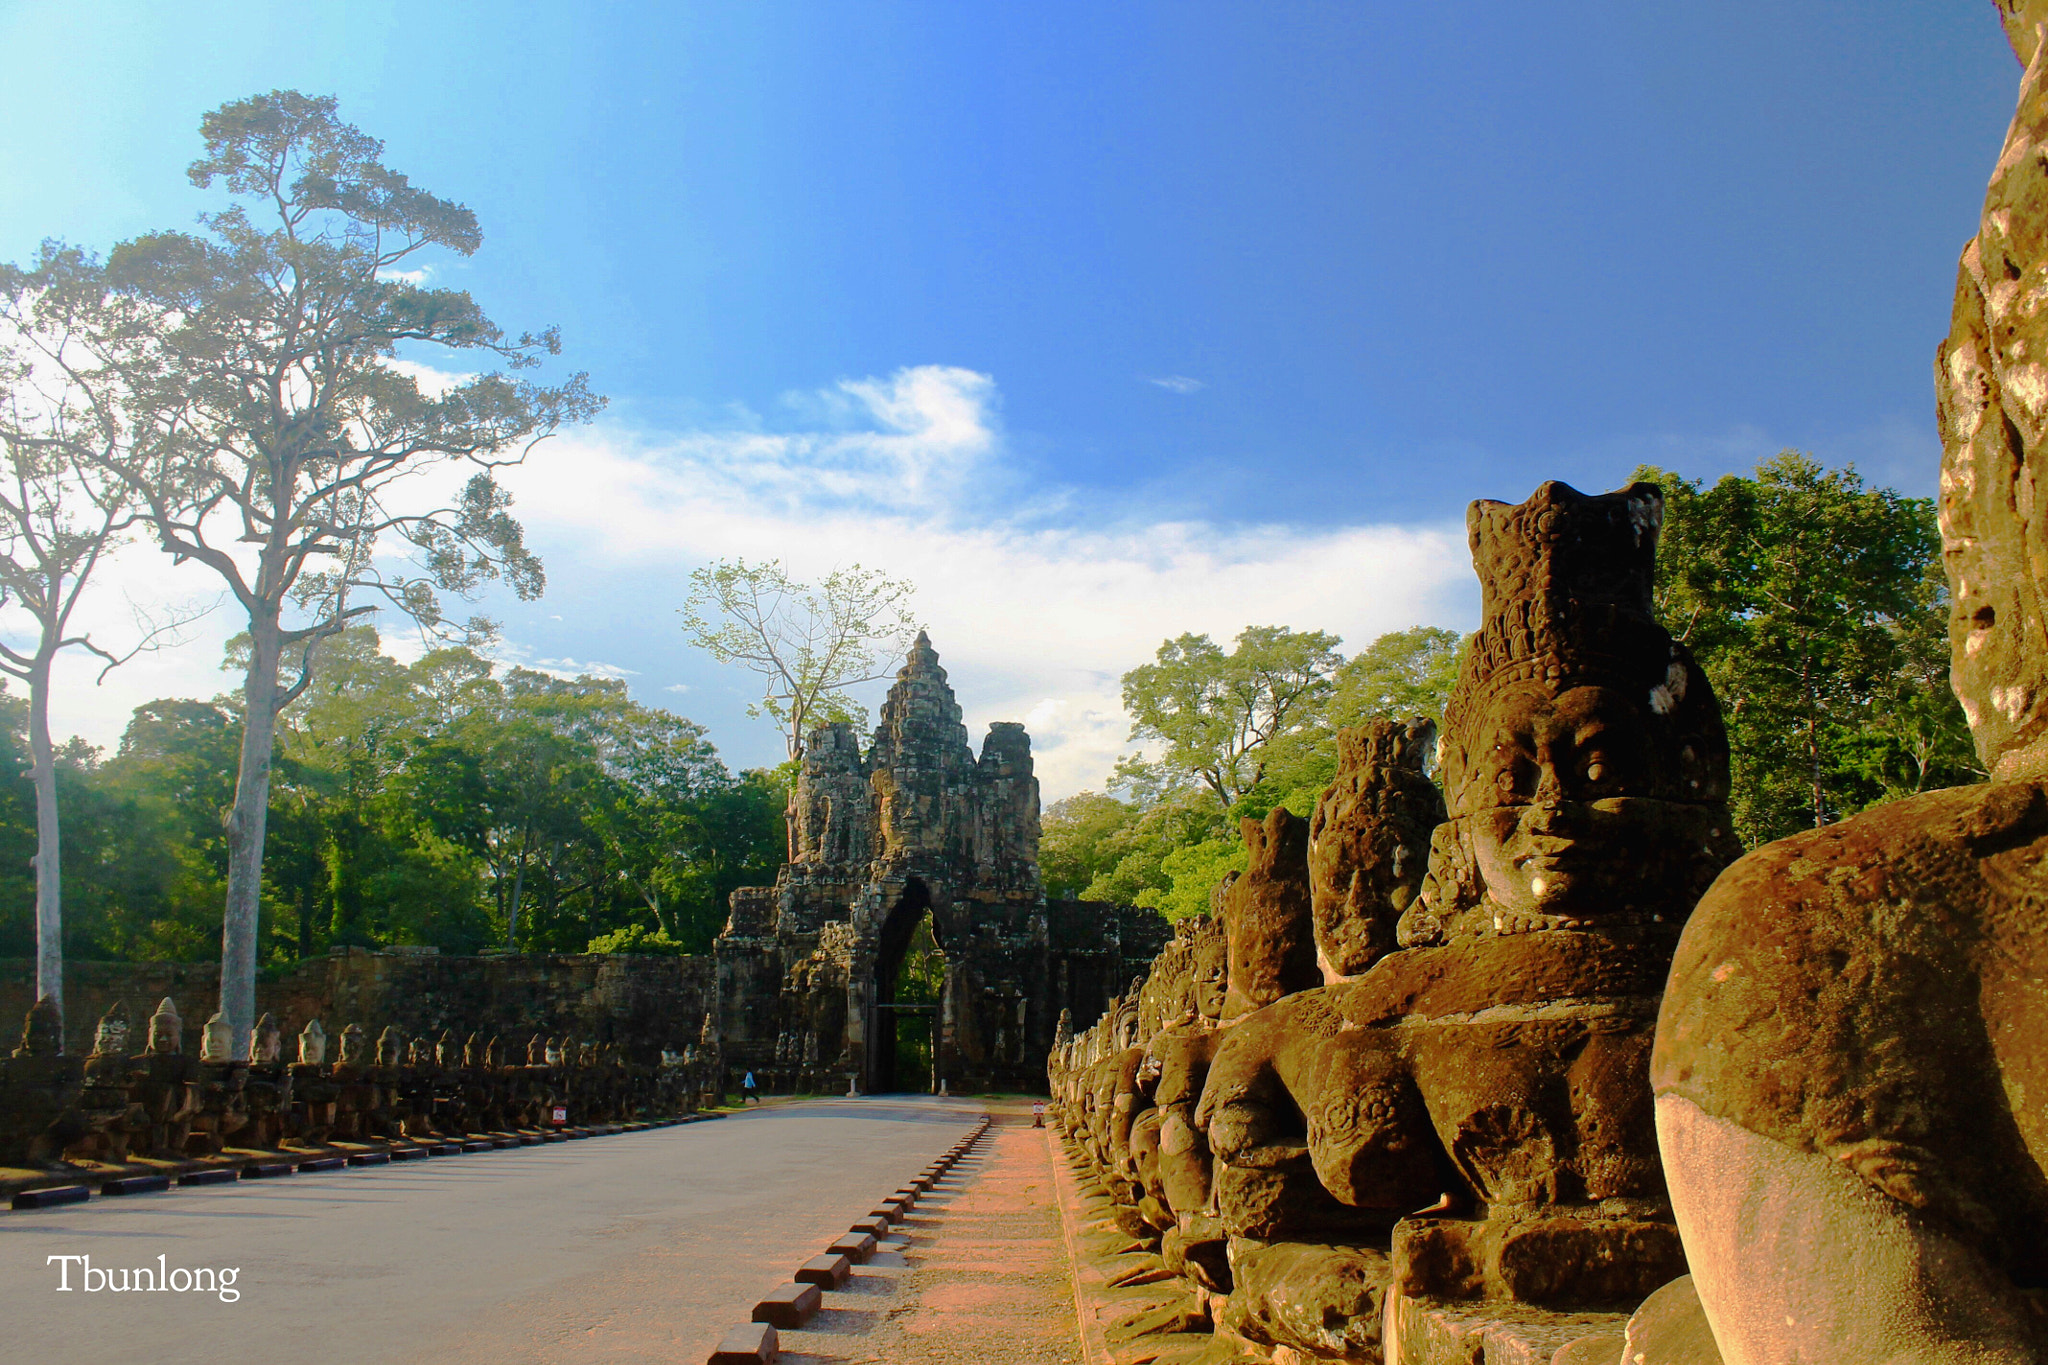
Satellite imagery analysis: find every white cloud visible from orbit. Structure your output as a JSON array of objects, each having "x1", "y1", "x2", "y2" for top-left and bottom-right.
[
  {"x1": 379, "y1": 266, "x2": 435, "y2": 287},
  {"x1": 1148, "y1": 375, "x2": 1205, "y2": 394},
  {"x1": 381, "y1": 357, "x2": 476, "y2": 399},
  {"x1": 488, "y1": 365, "x2": 1473, "y2": 797},
  {"x1": 31, "y1": 364, "x2": 1476, "y2": 799}
]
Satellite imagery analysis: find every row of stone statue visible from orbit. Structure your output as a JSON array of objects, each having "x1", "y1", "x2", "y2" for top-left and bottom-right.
[
  {"x1": 1049, "y1": 399, "x2": 2048, "y2": 1363},
  {"x1": 2, "y1": 994, "x2": 724, "y2": 1170}
]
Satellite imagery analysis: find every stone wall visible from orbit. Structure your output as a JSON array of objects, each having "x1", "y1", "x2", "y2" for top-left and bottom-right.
[{"x1": 0, "y1": 950, "x2": 715, "y2": 1066}]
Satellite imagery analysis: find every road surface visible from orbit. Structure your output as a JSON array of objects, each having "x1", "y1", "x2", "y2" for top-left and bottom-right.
[{"x1": 0, "y1": 1096, "x2": 983, "y2": 1364}]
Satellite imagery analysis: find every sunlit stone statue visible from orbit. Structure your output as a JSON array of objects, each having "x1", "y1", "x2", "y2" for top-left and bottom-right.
[{"x1": 1652, "y1": 10, "x2": 2048, "y2": 1360}]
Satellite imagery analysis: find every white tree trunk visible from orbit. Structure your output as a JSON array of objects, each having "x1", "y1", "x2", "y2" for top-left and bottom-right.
[
  {"x1": 27, "y1": 649, "x2": 62, "y2": 1041},
  {"x1": 218, "y1": 614, "x2": 283, "y2": 1062}
]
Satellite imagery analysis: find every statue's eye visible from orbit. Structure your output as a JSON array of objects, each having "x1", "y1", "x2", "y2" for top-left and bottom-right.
[{"x1": 1584, "y1": 760, "x2": 1606, "y2": 783}]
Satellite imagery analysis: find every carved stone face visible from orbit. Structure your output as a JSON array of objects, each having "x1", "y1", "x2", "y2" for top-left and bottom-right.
[
  {"x1": 1191, "y1": 932, "x2": 1228, "y2": 1022},
  {"x1": 253, "y1": 1013, "x2": 283, "y2": 1064},
  {"x1": 18, "y1": 997, "x2": 61, "y2": 1057},
  {"x1": 1465, "y1": 684, "x2": 1655, "y2": 919},
  {"x1": 148, "y1": 1003, "x2": 182, "y2": 1055},
  {"x1": 376, "y1": 1029, "x2": 404, "y2": 1068},
  {"x1": 92, "y1": 1006, "x2": 130, "y2": 1059},
  {"x1": 298, "y1": 1020, "x2": 328, "y2": 1066},
  {"x1": 339, "y1": 1024, "x2": 367, "y2": 1066}
]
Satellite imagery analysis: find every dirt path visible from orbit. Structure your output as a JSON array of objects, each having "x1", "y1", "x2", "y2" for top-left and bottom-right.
[{"x1": 779, "y1": 1119, "x2": 1083, "y2": 1364}]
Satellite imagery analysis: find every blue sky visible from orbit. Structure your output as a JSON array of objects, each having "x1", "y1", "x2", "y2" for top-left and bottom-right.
[{"x1": 0, "y1": 1, "x2": 2020, "y2": 793}]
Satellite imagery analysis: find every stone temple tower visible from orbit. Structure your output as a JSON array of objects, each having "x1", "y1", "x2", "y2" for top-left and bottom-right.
[{"x1": 715, "y1": 633, "x2": 1165, "y2": 1094}]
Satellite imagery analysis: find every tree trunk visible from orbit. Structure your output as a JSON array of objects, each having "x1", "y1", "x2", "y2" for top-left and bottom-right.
[
  {"x1": 506, "y1": 817, "x2": 533, "y2": 951},
  {"x1": 26, "y1": 648, "x2": 62, "y2": 1042},
  {"x1": 219, "y1": 612, "x2": 284, "y2": 1062}
]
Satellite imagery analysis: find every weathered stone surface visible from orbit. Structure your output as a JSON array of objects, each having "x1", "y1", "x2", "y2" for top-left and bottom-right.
[
  {"x1": 1221, "y1": 809, "x2": 1317, "y2": 1022},
  {"x1": 1649, "y1": 16, "x2": 2048, "y2": 1362},
  {"x1": 717, "y1": 634, "x2": 1164, "y2": 1096},
  {"x1": 1220, "y1": 1238, "x2": 1391, "y2": 1358},
  {"x1": 1310, "y1": 719, "x2": 1445, "y2": 980},
  {"x1": 1619, "y1": 1276, "x2": 1720, "y2": 1365},
  {"x1": 0, "y1": 950, "x2": 716, "y2": 1066}
]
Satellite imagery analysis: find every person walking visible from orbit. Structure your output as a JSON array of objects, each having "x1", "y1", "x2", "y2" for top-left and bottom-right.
[{"x1": 741, "y1": 1070, "x2": 759, "y2": 1105}]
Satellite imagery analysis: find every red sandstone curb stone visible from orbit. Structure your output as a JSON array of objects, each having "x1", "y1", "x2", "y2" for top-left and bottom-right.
[
  {"x1": 11, "y1": 1184, "x2": 89, "y2": 1210},
  {"x1": 102, "y1": 1174, "x2": 170, "y2": 1195},
  {"x1": 827, "y1": 1232, "x2": 877, "y2": 1262},
  {"x1": 795, "y1": 1253, "x2": 851, "y2": 1288},
  {"x1": 179, "y1": 1168, "x2": 237, "y2": 1186},
  {"x1": 706, "y1": 1321, "x2": 778, "y2": 1363},
  {"x1": 751, "y1": 1281, "x2": 822, "y2": 1329}
]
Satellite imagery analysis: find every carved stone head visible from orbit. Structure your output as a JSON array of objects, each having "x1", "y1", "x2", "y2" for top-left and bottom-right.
[
  {"x1": 1937, "y1": 31, "x2": 2048, "y2": 783},
  {"x1": 339, "y1": 1023, "x2": 368, "y2": 1066},
  {"x1": 200, "y1": 1012, "x2": 234, "y2": 1063},
  {"x1": 1411, "y1": 481, "x2": 1738, "y2": 945},
  {"x1": 545, "y1": 1038, "x2": 565, "y2": 1067},
  {"x1": 377, "y1": 1026, "x2": 405, "y2": 1068},
  {"x1": 148, "y1": 997, "x2": 182, "y2": 1055},
  {"x1": 298, "y1": 1019, "x2": 328, "y2": 1066},
  {"x1": 406, "y1": 1037, "x2": 429, "y2": 1066},
  {"x1": 252, "y1": 1012, "x2": 283, "y2": 1064},
  {"x1": 1189, "y1": 914, "x2": 1229, "y2": 1023},
  {"x1": 699, "y1": 1012, "x2": 718, "y2": 1046},
  {"x1": 91, "y1": 1001, "x2": 130, "y2": 1059},
  {"x1": 15, "y1": 996, "x2": 61, "y2": 1057},
  {"x1": 1222, "y1": 808, "x2": 1319, "y2": 1021},
  {"x1": 483, "y1": 1035, "x2": 502, "y2": 1068},
  {"x1": 527, "y1": 1034, "x2": 546, "y2": 1065},
  {"x1": 1139, "y1": 937, "x2": 1197, "y2": 1038},
  {"x1": 1309, "y1": 718, "x2": 1447, "y2": 978},
  {"x1": 435, "y1": 1030, "x2": 458, "y2": 1068}
]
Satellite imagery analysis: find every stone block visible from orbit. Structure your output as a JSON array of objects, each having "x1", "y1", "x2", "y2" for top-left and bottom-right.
[
  {"x1": 179, "y1": 1168, "x2": 238, "y2": 1185},
  {"x1": 796, "y1": 1253, "x2": 851, "y2": 1288},
  {"x1": 347, "y1": 1151, "x2": 390, "y2": 1166},
  {"x1": 706, "y1": 1321, "x2": 778, "y2": 1364},
  {"x1": 297, "y1": 1156, "x2": 347, "y2": 1172},
  {"x1": 430, "y1": 1142, "x2": 461, "y2": 1155},
  {"x1": 1551, "y1": 1334, "x2": 1626, "y2": 1365},
  {"x1": 826, "y1": 1232, "x2": 877, "y2": 1262},
  {"x1": 850, "y1": 1215, "x2": 889, "y2": 1236},
  {"x1": 751, "y1": 1280, "x2": 822, "y2": 1328},
  {"x1": 241, "y1": 1162, "x2": 294, "y2": 1178},
  {"x1": 391, "y1": 1148, "x2": 428, "y2": 1161},
  {"x1": 460, "y1": 1141, "x2": 492, "y2": 1152},
  {"x1": 1389, "y1": 1291, "x2": 1632, "y2": 1365},
  {"x1": 101, "y1": 1174, "x2": 171, "y2": 1196},
  {"x1": 12, "y1": 1184, "x2": 89, "y2": 1209}
]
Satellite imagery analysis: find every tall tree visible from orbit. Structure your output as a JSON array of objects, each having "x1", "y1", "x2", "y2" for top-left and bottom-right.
[
  {"x1": 0, "y1": 244, "x2": 192, "y2": 1035},
  {"x1": 1637, "y1": 453, "x2": 1975, "y2": 844},
  {"x1": 1116, "y1": 625, "x2": 1343, "y2": 813},
  {"x1": 1328, "y1": 626, "x2": 1466, "y2": 733},
  {"x1": 681, "y1": 557, "x2": 919, "y2": 761},
  {"x1": 78, "y1": 91, "x2": 598, "y2": 1055}
]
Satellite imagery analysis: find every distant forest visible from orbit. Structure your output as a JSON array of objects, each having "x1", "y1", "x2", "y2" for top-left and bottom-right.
[{"x1": 0, "y1": 626, "x2": 785, "y2": 965}]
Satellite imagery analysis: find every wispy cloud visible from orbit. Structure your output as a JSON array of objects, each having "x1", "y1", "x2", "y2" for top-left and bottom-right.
[
  {"x1": 487, "y1": 365, "x2": 1473, "y2": 795},
  {"x1": 1147, "y1": 375, "x2": 1205, "y2": 394},
  {"x1": 527, "y1": 655, "x2": 638, "y2": 682}
]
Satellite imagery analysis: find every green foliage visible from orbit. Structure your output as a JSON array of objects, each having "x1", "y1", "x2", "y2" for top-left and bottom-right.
[
  {"x1": 1141, "y1": 838, "x2": 1250, "y2": 923},
  {"x1": 1636, "y1": 453, "x2": 1977, "y2": 844},
  {"x1": 1116, "y1": 625, "x2": 1343, "y2": 812},
  {"x1": 681, "y1": 557, "x2": 919, "y2": 760},
  {"x1": 3, "y1": 627, "x2": 788, "y2": 963},
  {"x1": 1329, "y1": 626, "x2": 1465, "y2": 733},
  {"x1": 585, "y1": 923, "x2": 694, "y2": 956}
]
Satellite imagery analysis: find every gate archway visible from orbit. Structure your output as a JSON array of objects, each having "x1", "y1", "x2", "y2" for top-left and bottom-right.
[{"x1": 868, "y1": 880, "x2": 946, "y2": 1093}]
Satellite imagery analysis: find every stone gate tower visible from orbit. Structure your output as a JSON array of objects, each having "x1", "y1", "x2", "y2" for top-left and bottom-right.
[{"x1": 714, "y1": 633, "x2": 1164, "y2": 1094}]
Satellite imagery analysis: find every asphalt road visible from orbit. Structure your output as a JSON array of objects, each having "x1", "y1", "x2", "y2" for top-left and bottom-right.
[{"x1": 0, "y1": 1096, "x2": 985, "y2": 1364}]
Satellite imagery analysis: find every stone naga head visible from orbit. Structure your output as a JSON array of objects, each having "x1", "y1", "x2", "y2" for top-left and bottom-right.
[
  {"x1": 339, "y1": 1023, "x2": 368, "y2": 1066},
  {"x1": 1188, "y1": 912, "x2": 1229, "y2": 1023},
  {"x1": 1410, "y1": 481, "x2": 1739, "y2": 945},
  {"x1": 91, "y1": 1001, "x2": 130, "y2": 1059},
  {"x1": 298, "y1": 1019, "x2": 328, "y2": 1066},
  {"x1": 527, "y1": 1034, "x2": 547, "y2": 1065},
  {"x1": 148, "y1": 997, "x2": 182, "y2": 1055},
  {"x1": 436, "y1": 1030, "x2": 459, "y2": 1068},
  {"x1": 15, "y1": 996, "x2": 62, "y2": 1057},
  {"x1": 1938, "y1": 3, "x2": 2048, "y2": 784}
]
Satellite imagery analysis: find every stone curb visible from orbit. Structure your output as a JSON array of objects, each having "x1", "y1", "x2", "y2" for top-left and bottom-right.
[
  {"x1": 0, "y1": 1109, "x2": 713, "y2": 1215},
  {"x1": 706, "y1": 1114, "x2": 992, "y2": 1364}
]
